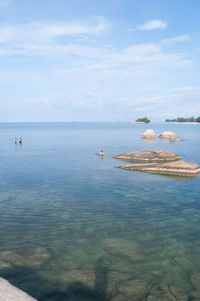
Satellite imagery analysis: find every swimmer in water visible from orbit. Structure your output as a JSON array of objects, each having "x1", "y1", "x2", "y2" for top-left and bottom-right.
[
  {"x1": 14, "y1": 137, "x2": 17, "y2": 144},
  {"x1": 99, "y1": 150, "x2": 105, "y2": 157},
  {"x1": 19, "y1": 137, "x2": 22, "y2": 144}
]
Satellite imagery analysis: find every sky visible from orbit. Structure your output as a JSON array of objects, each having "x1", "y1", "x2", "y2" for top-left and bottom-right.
[{"x1": 0, "y1": 0, "x2": 200, "y2": 122}]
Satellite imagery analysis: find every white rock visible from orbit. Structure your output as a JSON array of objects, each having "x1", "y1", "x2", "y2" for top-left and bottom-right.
[
  {"x1": 159, "y1": 131, "x2": 179, "y2": 139},
  {"x1": 141, "y1": 129, "x2": 156, "y2": 139}
]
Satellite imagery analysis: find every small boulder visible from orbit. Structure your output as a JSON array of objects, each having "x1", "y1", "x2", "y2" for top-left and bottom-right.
[
  {"x1": 141, "y1": 129, "x2": 156, "y2": 139},
  {"x1": 159, "y1": 131, "x2": 180, "y2": 140}
]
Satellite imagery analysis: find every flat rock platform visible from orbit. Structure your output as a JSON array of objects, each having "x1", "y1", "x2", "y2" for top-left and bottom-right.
[
  {"x1": 113, "y1": 151, "x2": 181, "y2": 163},
  {"x1": 118, "y1": 161, "x2": 200, "y2": 177}
]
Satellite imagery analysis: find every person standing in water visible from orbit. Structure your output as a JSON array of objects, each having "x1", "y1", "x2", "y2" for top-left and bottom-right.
[
  {"x1": 14, "y1": 137, "x2": 17, "y2": 144},
  {"x1": 99, "y1": 150, "x2": 106, "y2": 157},
  {"x1": 19, "y1": 137, "x2": 22, "y2": 144}
]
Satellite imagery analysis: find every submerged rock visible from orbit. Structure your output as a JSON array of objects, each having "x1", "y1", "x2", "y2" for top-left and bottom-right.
[
  {"x1": 0, "y1": 259, "x2": 12, "y2": 270},
  {"x1": 102, "y1": 238, "x2": 143, "y2": 262},
  {"x1": 119, "y1": 161, "x2": 200, "y2": 177},
  {"x1": 106, "y1": 271, "x2": 133, "y2": 298},
  {"x1": 0, "y1": 247, "x2": 50, "y2": 269},
  {"x1": 146, "y1": 283, "x2": 187, "y2": 301},
  {"x1": 190, "y1": 272, "x2": 200, "y2": 298},
  {"x1": 58, "y1": 269, "x2": 96, "y2": 288},
  {"x1": 57, "y1": 269, "x2": 105, "y2": 296},
  {"x1": 141, "y1": 129, "x2": 156, "y2": 139},
  {"x1": 0, "y1": 277, "x2": 37, "y2": 300},
  {"x1": 111, "y1": 281, "x2": 188, "y2": 301},
  {"x1": 118, "y1": 279, "x2": 150, "y2": 300},
  {"x1": 113, "y1": 151, "x2": 181, "y2": 163},
  {"x1": 108, "y1": 256, "x2": 136, "y2": 274},
  {"x1": 159, "y1": 131, "x2": 181, "y2": 141},
  {"x1": 111, "y1": 295, "x2": 127, "y2": 301},
  {"x1": 174, "y1": 256, "x2": 195, "y2": 272}
]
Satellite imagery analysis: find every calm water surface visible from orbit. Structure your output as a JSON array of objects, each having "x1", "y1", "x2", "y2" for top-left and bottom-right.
[{"x1": 0, "y1": 122, "x2": 200, "y2": 300}]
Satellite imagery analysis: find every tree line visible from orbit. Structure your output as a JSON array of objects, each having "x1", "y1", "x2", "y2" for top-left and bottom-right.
[
  {"x1": 136, "y1": 117, "x2": 150, "y2": 123},
  {"x1": 166, "y1": 117, "x2": 200, "y2": 123}
]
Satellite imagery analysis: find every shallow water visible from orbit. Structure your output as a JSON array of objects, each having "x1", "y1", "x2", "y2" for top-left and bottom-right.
[{"x1": 0, "y1": 122, "x2": 200, "y2": 300}]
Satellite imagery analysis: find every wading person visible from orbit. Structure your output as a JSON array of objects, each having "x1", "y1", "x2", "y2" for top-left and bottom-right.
[{"x1": 99, "y1": 150, "x2": 106, "y2": 157}]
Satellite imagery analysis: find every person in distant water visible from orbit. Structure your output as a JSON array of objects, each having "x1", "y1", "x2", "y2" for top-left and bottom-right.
[
  {"x1": 99, "y1": 150, "x2": 106, "y2": 157},
  {"x1": 14, "y1": 137, "x2": 17, "y2": 144},
  {"x1": 19, "y1": 137, "x2": 22, "y2": 144}
]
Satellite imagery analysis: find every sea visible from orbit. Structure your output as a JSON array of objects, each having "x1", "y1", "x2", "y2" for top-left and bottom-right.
[{"x1": 0, "y1": 122, "x2": 199, "y2": 301}]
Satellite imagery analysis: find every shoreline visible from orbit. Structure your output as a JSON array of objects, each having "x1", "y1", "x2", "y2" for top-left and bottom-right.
[
  {"x1": 165, "y1": 122, "x2": 200, "y2": 124},
  {"x1": 128, "y1": 122, "x2": 149, "y2": 124}
]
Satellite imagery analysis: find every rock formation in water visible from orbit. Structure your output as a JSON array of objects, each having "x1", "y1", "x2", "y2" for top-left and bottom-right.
[
  {"x1": 159, "y1": 131, "x2": 181, "y2": 141},
  {"x1": 113, "y1": 151, "x2": 181, "y2": 163},
  {"x1": 0, "y1": 277, "x2": 37, "y2": 300},
  {"x1": 141, "y1": 129, "x2": 156, "y2": 139},
  {"x1": 0, "y1": 247, "x2": 50, "y2": 270},
  {"x1": 118, "y1": 161, "x2": 200, "y2": 177},
  {"x1": 103, "y1": 238, "x2": 143, "y2": 262}
]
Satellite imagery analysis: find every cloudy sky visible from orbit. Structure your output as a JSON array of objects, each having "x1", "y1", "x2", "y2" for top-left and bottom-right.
[{"x1": 0, "y1": 0, "x2": 200, "y2": 121}]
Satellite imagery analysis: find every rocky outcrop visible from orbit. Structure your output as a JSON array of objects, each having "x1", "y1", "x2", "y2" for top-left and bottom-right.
[
  {"x1": 141, "y1": 129, "x2": 156, "y2": 139},
  {"x1": 0, "y1": 277, "x2": 37, "y2": 300},
  {"x1": 159, "y1": 131, "x2": 181, "y2": 141},
  {"x1": 118, "y1": 161, "x2": 200, "y2": 177},
  {"x1": 113, "y1": 151, "x2": 181, "y2": 163}
]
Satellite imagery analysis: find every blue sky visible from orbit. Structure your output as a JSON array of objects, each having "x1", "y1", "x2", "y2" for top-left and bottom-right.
[{"x1": 0, "y1": 0, "x2": 200, "y2": 121}]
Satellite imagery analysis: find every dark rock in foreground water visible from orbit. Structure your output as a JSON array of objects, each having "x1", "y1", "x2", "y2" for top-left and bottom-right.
[
  {"x1": 113, "y1": 151, "x2": 181, "y2": 163},
  {"x1": 119, "y1": 161, "x2": 200, "y2": 177}
]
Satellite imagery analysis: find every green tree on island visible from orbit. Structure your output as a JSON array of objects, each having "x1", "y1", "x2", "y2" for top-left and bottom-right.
[
  {"x1": 166, "y1": 116, "x2": 200, "y2": 123},
  {"x1": 136, "y1": 117, "x2": 150, "y2": 123}
]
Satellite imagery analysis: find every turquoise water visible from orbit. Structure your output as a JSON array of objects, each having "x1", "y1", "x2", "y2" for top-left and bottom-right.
[{"x1": 0, "y1": 122, "x2": 200, "y2": 300}]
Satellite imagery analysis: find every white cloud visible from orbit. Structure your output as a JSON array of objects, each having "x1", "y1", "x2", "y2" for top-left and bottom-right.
[
  {"x1": 170, "y1": 86, "x2": 200, "y2": 92},
  {"x1": 137, "y1": 19, "x2": 167, "y2": 30},
  {"x1": 23, "y1": 85, "x2": 200, "y2": 121},
  {"x1": 161, "y1": 35, "x2": 190, "y2": 45},
  {"x1": 0, "y1": 17, "x2": 109, "y2": 44},
  {"x1": 0, "y1": 19, "x2": 192, "y2": 75},
  {"x1": 0, "y1": 16, "x2": 197, "y2": 121},
  {"x1": 41, "y1": 17, "x2": 108, "y2": 37}
]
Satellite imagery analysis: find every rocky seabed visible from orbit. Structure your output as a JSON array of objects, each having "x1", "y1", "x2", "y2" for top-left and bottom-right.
[{"x1": 0, "y1": 238, "x2": 200, "y2": 300}]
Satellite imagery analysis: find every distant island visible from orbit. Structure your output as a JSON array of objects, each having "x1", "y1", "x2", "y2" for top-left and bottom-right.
[
  {"x1": 129, "y1": 117, "x2": 150, "y2": 124},
  {"x1": 166, "y1": 117, "x2": 200, "y2": 123}
]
